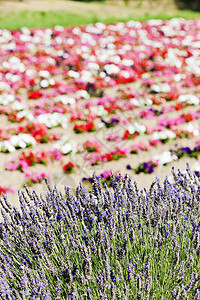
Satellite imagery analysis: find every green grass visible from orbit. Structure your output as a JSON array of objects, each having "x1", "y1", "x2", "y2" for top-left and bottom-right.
[{"x1": 0, "y1": 9, "x2": 200, "y2": 30}]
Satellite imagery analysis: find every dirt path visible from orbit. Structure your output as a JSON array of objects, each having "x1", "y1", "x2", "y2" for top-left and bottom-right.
[{"x1": 0, "y1": 0, "x2": 176, "y2": 18}]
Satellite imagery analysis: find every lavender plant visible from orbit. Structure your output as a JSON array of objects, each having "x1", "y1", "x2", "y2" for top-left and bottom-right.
[{"x1": 0, "y1": 164, "x2": 200, "y2": 299}]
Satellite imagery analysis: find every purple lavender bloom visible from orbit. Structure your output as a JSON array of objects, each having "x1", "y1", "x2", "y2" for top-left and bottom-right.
[{"x1": 0, "y1": 165, "x2": 199, "y2": 298}]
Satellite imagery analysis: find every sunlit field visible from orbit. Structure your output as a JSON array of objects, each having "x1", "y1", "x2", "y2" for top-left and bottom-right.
[{"x1": 0, "y1": 1, "x2": 200, "y2": 299}]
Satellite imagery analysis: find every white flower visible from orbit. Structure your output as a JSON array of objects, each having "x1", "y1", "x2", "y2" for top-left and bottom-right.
[
  {"x1": 130, "y1": 98, "x2": 140, "y2": 107},
  {"x1": 130, "y1": 97, "x2": 153, "y2": 107},
  {"x1": 11, "y1": 101, "x2": 26, "y2": 111},
  {"x1": 61, "y1": 144, "x2": 73, "y2": 154},
  {"x1": 21, "y1": 27, "x2": 31, "y2": 35},
  {"x1": 9, "y1": 56, "x2": 20, "y2": 64},
  {"x1": 37, "y1": 113, "x2": 67, "y2": 128},
  {"x1": 151, "y1": 83, "x2": 170, "y2": 93},
  {"x1": 147, "y1": 19, "x2": 163, "y2": 26},
  {"x1": 0, "y1": 141, "x2": 15, "y2": 153},
  {"x1": 0, "y1": 94, "x2": 15, "y2": 105},
  {"x1": 38, "y1": 70, "x2": 50, "y2": 78},
  {"x1": 185, "y1": 57, "x2": 200, "y2": 75},
  {"x1": 76, "y1": 90, "x2": 90, "y2": 99},
  {"x1": 20, "y1": 35, "x2": 32, "y2": 42},
  {"x1": 54, "y1": 25, "x2": 64, "y2": 32},
  {"x1": 165, "y1": 49, "x2": 182, "y2": 68},
  {"x1": 110, "y1": 55, "x2": 121, "y2": 64},
  {"x1": 174, "y1": 74, "x2": 186, "y2": 82},
  {"x1": 128, "y1": 122, "x2": 146, "y2": 134},
  {"x1": 153, "y1": 151, "x2": 177, "y2": 165},
  {"x1": 68, "y1": 70, "x2": 80, "y2": 79},
  {"x1": 80, "y1": 70, "x2": 93, "y2": 82},
  {"x1": 0, "y1": 131, "x2": 36, "y2": 152},
  {"x1": 10, "y1": 133, "x2": 37, "y2": 149},
  {"x1": 0, "y1": 82, "x2": 10, "y2": 91},
  {"x1": 145, "y1": 98, "x2": 153, "y2": 106},
  {"x1": 90, "y1": 105, "x2": 108, "y2": 117},
  {"x1": 183, "y1": 123, "x2": 199, "y2": 136},
  {"x1": 127, "y1": 20, "x2": 142, "y2": 28},
  {"x1": 121, "y1": 70, "x2": 130, "y2": 78},
  {"x1": 104, "y1": 64, "x2": 120, "y2": 75},
  {"x1": 152, "y1": 130, "x2": 176, "y2": 140},
  {"x1": 49, "y1": 78, "x2": 55, "y2": 86},
  {"x1": 178, "y1": 94, "x2": 199, "y2": 105},
  {"x1": 87, "y1": 62, "x2": 100, "y2": 71},
  {"x1": 26, "y1": 69, "x2": 36, "y2": 76},
  {"x1": 160, "y1": 25, "x2": 175, "y2": 37},
  {"x1": 121, "y1": 59, "x2": 134, "y2": 67},
  {"x1": 98, "y1": 122, "x2": 105, "y2": 128},
  {"x1": 55, "y1": 95, "x2": 76, "y2": 105},
  {"x1": 66, "y1": 38, "x2": 74, "y2": 45},
  {"x1": 40, "y1": 79, "x2": 49, "y2": 88},
  {"x1": 53, "y1": 135, "x2": 77, "y2": 155},
  {"x1": 5, "y1": 73, "x2": 20, "y2": 82},
  {"x1": 99, "y1": 72, "x2": 106, "y2": 78},
  {"x1": 17, "y1": 110, "x2": 34, "y2": 121}
]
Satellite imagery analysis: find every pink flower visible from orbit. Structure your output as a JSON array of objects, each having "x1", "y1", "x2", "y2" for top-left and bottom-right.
[
  {"x1": 149, "y1": 139, "x2": 162, "y2": 147},
  {"x1": 6, "y1": 162, "x2": 18, "y2": 171},
  {"x1": 24, "y1": 173, "x2": 31, "y2": 178},
  {"x1": 106, "y1": 135, "x2": 121, "y2": 142},
  {"x1": 101, "y1": 170, "x2": 112, "y2": 178}
]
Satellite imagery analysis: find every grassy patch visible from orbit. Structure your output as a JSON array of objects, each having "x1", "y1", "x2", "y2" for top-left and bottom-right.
[{"x1": 0, "y1": 8, "x2": 200, "y2": 30}]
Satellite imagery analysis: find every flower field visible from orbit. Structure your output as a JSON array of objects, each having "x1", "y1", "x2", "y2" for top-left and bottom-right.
[
  {"x1": 0, "y1": 18, "x2": 200, "y2": 203},
  {"x1": 1, "y1": 15, "x2": 200, "y2": 299}
]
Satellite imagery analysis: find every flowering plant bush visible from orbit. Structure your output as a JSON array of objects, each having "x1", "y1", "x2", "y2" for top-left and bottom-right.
[
  {"x1": 130, "y1": 160, "x2": 159, "y2": 174},
  {"x1": 100, "y1": 116, "x2": 121, "y2": 128},
  {"x1": 84, "y1": 146, "x2": 130, "y2": 165},
  {"x1": 73, "y1": 122, "x2": 96, "y2": 133},
  {"x1": 53, "y1": 136, "x2": 77, "y2": 155},
  {"x1": 62, "y1": 162, "x2": 75, "y2": 174},
  {"x1": 62, "y1": 161, "x2": 79, "y2": 174},
  {"x1": 37, "y1": 112, "x2": 68, "y2": 129},
  {"x1": 0, "y1": 185, "x2": 15, "y2": 195},
  {"x1": 82, "y1": 138, "x2": 102, "y2": 153},
  {"x1": 172, "y1": 145, "x2": 200, "y2": 159},
  {"x1": 24, "y1": 172, "x2": 51, "y2": 186},
  {"x1": 0, "y1": 168, "x2": 200, "y2": 298}
]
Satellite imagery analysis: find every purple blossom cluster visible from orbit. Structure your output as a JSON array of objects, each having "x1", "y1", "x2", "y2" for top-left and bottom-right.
[{"x1": 0, "y1": 165, "x2": 200, "y2": 299}]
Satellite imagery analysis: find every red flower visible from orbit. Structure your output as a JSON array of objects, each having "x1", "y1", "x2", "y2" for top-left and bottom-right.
[
  {"x1": 175, "y1": 102, "x2": 183, "y2": 111},
  {"x1": 183, "y1": 113, "x2": 193, "y2": 122},
  {"x1": 28, "y1": 90, "x2": 42, "y2": 99},
  {"x1": 74, "y1": 124, "x2": 84, "y2": 133},
  {"x1": 86, "y1": 122, "x2": 96, "y2": 132},
  {"x1": 63, "y1": 162, "x2": 75, "y2": 173},
  {"x1": 102, "y1": 153, "x2": 113, "y2": 162},
  {"x1": 123, "y1": 130, "x2": 138, "y2": 140}
]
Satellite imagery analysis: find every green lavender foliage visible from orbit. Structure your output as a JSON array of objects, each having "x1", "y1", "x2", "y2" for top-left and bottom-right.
[{"x1": 0, "y1": 165, "x2": 200, "y2": 299}]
